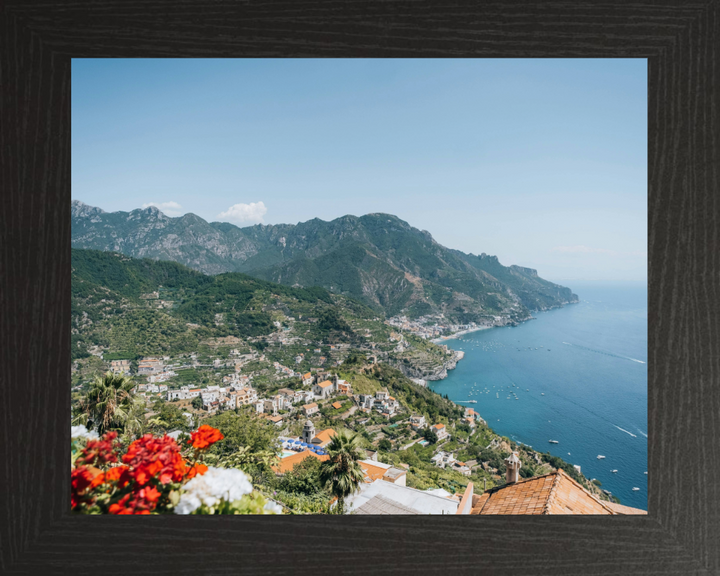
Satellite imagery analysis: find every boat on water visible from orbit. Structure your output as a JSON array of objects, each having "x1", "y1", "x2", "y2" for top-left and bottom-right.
[
  {"x1": 632, "y1": 487, "x2": 640, "y2": 491},
  {"x1": 468, "y1": 400, "x2": 477, "y2": 404},
  {"x1": 611, "y1": 470, "x2": 618, "y2": 473},
  {"x1": 541, "y1": 393, "x2": 545, "y2": 396},
  {"x1": 597, "y1": 455, "x2": 606, "y2": 460},
  {"x1": 549, "y1": 440, "x2": 559, "y2": 444}
]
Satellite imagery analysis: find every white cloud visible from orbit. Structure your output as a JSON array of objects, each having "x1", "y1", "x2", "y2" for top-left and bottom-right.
[
  {"x1": 142, "y1": 201, "x2": 184, "y2": 217},
  {"x1": 217, "y1": 201, "x2": 268, "y2": 225}
]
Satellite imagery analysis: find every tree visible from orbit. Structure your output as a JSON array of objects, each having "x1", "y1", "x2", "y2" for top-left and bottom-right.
[
  {"x1": 422, "y1": 427, "x2": 438, "y2": 444},
  {"x1": 73, "y1": 372, "x2": 143, "y2": 436},
  {"x1": 204, "y1": 409, "x2": 280, "y2": 456},
  {"x1": 343, "y1": 349, "x2": 367, "y2": 367},
  {"x1": 319, "y1": 430, "x2": 365, "y2": 515},
  {"x1": 279, "y1": 457, "x2": 325, "y2": 496},
  {"x1": 378, "y1": 438, "x2": 392, "y2": 452},
  {"x1": 191, "y1": 396, "x2": 203, "y2": 410}
]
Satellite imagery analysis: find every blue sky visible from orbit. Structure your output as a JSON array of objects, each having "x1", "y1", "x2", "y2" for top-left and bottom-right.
[{"x1": 72, "y1": 59, "x2": 647, "y2": 282}]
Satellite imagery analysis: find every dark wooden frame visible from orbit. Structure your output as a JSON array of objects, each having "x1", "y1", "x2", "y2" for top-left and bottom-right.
[{"x1": 2, "y1": 1, "x2": 718, "y2": 574}]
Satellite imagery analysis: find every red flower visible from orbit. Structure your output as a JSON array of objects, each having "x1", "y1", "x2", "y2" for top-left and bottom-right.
[
  {"x1": 108, "y1": 494, "x2": 132, "y2": 514},
  {"x1": 140, "y1": 486, "x2": 161, "y2": 504},
  {"x1": 71, "y1": 466, "x2": 100, "y2": 509},
  {"x1": 122, "y1": 434, "x2": 186, "y2": 486},
  {"x1": 104, "y1": 465, "x2": 129, "y2": 484},
  {"x1": 76, "y1": 431, "x2": 119, "y2": 467},
  {"x1": 90, "y1": 471, "x2": 106, "y2": 489},
  {"x1": 185, "y1": 462, "x2": 208, "y2": 479},
  {"x1": 188, "y1": 425, "x2": 224, "y2": 450}
]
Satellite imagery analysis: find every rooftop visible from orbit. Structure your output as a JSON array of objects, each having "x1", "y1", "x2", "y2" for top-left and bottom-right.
[
  {"x1": 354, "y1": 494, "x2": 418, "y2": 515},
  {"x1": 313, "y1": 429, "x2": 336, "y2": 447},
  {"x1": 470, "y1": 469, "x2": 647, "y2": 515},
  {"x1": 345, "y1": 479, "x2": 459, "y2": 515},
  {"x1": 272, "y1": 449, "x2": 329, "y2": 474}
]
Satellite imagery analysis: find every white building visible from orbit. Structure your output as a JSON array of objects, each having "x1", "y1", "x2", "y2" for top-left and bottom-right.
[
  {"x1": 313, "y1": 380, "x2": 334, "y2": 399},
  {"x1": 303, "y1": 402, "x2": 319, "y2": 416},
  {"x1": 167, "y1": 389, "x2": 187, "y2": 401},
  {"x1": 409, "y1": 415, "x2": 426, "y2": 429},
  {"x1": 431, "y1": 451, "x2": 456, "y2": 469},
  {"x1": 359, "y1": 395, "x2": 375, "y2": 410},
  {"x1": 431, "y1": 423, "x2": 449, "y2": 441}
]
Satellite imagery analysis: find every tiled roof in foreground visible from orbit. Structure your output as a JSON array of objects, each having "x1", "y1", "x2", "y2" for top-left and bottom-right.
[
  {"x1": 470, "y1": 469, "x2": 647, "y2": 515},
  {"x1": 354, "y1": 494, "x2": 419, "y2": 515}
]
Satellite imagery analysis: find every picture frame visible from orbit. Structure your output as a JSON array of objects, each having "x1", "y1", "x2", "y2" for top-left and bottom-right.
[{"x1": 1, "y1": 1, "x2": 717, "y2": 573}]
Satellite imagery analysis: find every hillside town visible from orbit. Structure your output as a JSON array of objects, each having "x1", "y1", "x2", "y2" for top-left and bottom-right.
[{"x1": 71, "y1": 336, "x2": 646, "y2": 516}]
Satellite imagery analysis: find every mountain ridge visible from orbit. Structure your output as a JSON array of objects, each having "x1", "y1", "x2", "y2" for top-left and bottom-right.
[{"x1": 71, "y1": 200, "x2": 578, "y2": 322}]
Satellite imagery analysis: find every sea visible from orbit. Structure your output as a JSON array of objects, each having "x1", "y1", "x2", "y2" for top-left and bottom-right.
[{"x1": 429, "y1": 281, "x2": 648, "y2": 511}]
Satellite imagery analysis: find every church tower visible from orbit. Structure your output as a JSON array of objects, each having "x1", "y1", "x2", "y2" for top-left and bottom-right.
[{"x1": 302, "y1": 419, "x2": 316, "y2": 444}]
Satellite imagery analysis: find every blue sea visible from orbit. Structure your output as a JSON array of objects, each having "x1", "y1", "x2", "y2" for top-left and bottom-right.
[{"x1": 429, "y1": 281, "x2": 648, "y2": 510}]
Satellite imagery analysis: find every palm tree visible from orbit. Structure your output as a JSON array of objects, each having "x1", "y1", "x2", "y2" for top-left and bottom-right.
[
  {"x1": 73, "y1": 372, "x2": 143, "y2": 435},
  {"x1": 319, "y1": 430, "x2": 365, "y2": 515}
]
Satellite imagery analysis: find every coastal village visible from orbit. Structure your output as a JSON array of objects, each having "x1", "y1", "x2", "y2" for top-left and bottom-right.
[
  {"x1": 70, "y1": 248, "x2": 643, "y2": 515},
  {"x1": 73, "y1": 318, "x2": 646, "y2": 515}
]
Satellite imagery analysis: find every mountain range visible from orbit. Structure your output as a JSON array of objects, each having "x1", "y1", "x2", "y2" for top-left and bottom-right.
[{"x1": 71, "y1": 200, "x2": 578, "y2": 322}]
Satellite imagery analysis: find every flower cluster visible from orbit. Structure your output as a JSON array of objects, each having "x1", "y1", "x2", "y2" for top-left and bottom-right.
[
  {"x1": 175, "y1": 467, "x2": 253, "y2": 514},
  {"x1": 70, "y1": 424, "x2": 278, "y2": 515},
  {"x1": 76, "y1": 431, "x2": 120, "y2": 467},
  {"x1": 122, "y1": 434, "x2": 187, "y2": 486},
  {"x1": 189, "y1": 425, "x2": 224, "y2": 450}
]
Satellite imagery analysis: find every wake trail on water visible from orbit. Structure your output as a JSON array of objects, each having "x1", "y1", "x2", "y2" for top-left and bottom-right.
[
  {"x1": 614, "y1": 425, "x2": 637, "y2": 438},
  {"x1": 562, "y1": 341, "x2": 646, "y2": 364},
  {"x1": 636, "y1": 429, "x2": 648, "y2": 438}
]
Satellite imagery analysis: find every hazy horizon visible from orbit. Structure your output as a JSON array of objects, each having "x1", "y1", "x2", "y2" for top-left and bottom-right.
[{"x1": 72, "y1": 59, "x2": 647, "y2": 282}]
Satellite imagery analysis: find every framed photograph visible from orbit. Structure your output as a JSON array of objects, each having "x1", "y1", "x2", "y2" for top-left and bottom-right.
[{"x1": 2, "y1": 2, "x2": 718, "y2": 574}]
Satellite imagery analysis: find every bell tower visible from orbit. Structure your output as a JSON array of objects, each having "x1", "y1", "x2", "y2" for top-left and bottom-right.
[{"x1": 302, "y1": 419, "x2": 316, "y2": 444}]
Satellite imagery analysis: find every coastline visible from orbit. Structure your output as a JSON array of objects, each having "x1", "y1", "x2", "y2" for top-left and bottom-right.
[{"x1": 430, "y1": 325, "x2": 492, "y2": 344}]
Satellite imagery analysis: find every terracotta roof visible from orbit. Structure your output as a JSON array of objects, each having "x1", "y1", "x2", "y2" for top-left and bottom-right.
[
  {"x1": 470, "y1": 469, "x2": 643, "y2": 515},
  {"x1": 606, "y1": 501, "x2": 648, "y2": 515},
  {"x1": 433, "y1": 423, "x2": 445, "y2": 430},
  {"x1": 303, "y1": 372, "x2": 312, "y2": 379},
  {"x1": 272, "y1": 449, "x2": 329, "y2": 474},
  {"x1": 313, "y1": 428, "x2": 336, "y2": 447},
  {"x1": 360, "y1": 461, "x2": 389, "y2": 483},
  {"x1": 267, "y1": 415, "x2": 283, "y2": 422},
  {"x1": 303, "y1": 403, "x2": 318, "y2": 410},
  {"x1": 317, "y1": 380, "x2": 333, "y2": 388},
  {"x1": 331, "y1": 401, "x2": 342, "y2": 409}
]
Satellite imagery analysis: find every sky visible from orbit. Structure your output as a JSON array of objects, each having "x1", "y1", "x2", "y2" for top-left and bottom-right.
[{"x1": 72, "y1": 59, "x2": 647, "y2": 283}]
